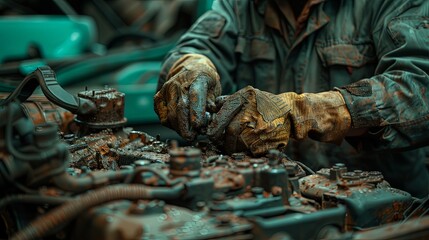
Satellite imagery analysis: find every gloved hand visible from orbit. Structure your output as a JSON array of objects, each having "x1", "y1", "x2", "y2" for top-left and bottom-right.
[
  {"x1": 207, "y1": 86, "x2": 352, "y2": 156},
  {"x1": 154, "y1": 54, "x2": 221, "y2": 141}
]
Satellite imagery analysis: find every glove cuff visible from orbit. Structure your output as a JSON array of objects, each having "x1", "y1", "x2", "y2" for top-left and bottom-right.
[{"x1": 283, "y1": 91, "x2": 352, "y2": 143}]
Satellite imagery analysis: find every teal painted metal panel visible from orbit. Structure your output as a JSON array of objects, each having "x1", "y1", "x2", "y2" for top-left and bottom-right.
[{"x1": 0, "y1": 16, "x2": 96, "y2": 63}]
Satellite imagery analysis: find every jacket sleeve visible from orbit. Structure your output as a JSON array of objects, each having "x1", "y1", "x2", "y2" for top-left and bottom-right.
[
  {"x1": 157, "y1": 0, "x2": 239, "y2": 93},
  {"x1": 338, "y1": 0, "x2": 429, "y2": 151}
]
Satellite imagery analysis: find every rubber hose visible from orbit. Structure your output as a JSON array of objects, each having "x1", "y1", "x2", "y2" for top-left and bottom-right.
[
  {"x1": 11, "y1": 184, "x2": 184, "y2": 240},
  {"x1": 5, "y1": 103, "x2": 64, "y2": 162}
]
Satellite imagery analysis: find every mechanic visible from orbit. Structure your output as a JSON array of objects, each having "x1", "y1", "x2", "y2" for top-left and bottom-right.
[{"x1": 154, "y1": 0, "x2": 429, "y2": 197}]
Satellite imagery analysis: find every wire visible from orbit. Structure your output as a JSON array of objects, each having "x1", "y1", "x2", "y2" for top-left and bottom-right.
[
  {"x1": 4, "y1": 103, "x2": 63, "y2": 162},
  {"x1": 124, "y1": 166, "x2": 184, "y2": 186},
  {"x1": 279, "y1": 152, "x2": 315, "y2": 175},
  {"x1": 293, "y1": 160, "x2": 315, "y2": 175},
  {"x1": 402, "y1": 195, "x2": 429, "y2": 223},
  {"x1": 419, "y1": 207, "x2": 429, "y2": 219}
]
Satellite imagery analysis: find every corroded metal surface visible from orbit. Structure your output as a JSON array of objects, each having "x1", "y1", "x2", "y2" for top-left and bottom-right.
[
  {"x1": 75, "y1": 88, "x2": 127, "y2": 129},
  {"x1": 1, "y1": 84, "x2": 428, "y2": 240},
  {"x1": 73, "y1": 200, "x2": 253, "y2": 240},
  {"x1": 68, "y1": 129, "x2": 169, "y2": 170},
  {"x1": 299, "y1": 165, "x2": 413, "y2": 230},
  {"x1": 0, "y1": 93, "x2": 75, "y2": 133}
]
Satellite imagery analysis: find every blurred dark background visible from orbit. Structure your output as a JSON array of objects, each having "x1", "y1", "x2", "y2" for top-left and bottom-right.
[{"x1": 0, "y1": 0, "x2": 214, "y2": 144}]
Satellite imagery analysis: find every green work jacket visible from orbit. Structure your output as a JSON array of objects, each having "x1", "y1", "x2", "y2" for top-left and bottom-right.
[{"x1": 158, "y1": 0, "x2": 429, "y2": 197}]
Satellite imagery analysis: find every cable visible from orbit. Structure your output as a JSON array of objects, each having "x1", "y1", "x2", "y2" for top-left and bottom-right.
[
  {"x1": 293, "y1": 160, "x2": 315, "y2": 175},
  {"x1": 4, "y1": 103, "x2": 65, "y2": 162},
  {"x1": 402, "y1": 195, "x2": 429, "y2": 223},
  {"x1": 52, "y1": 167, "x2": 134, "y2": 193},
  {"x1": 279, "y1": 152, "x2": 315, "y2": 175},
  {"x1": 11, "y1": 184, "x2": 184, "y2": 240},
  {"x1": 0, "y1": 66, "x2": 96, "y2": 115},
  {"x1": 419, "y1": 207, "x2": 429, "y2": 219}
]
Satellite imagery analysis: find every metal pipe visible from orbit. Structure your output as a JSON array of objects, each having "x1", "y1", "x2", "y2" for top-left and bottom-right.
[{"x1": 52, "y1": 168, "x2": 134, "y2": 193}]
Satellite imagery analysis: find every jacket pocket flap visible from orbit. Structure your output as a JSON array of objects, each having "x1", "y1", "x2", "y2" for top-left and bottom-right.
[{"x1": 316, "y1": 44, "x2": 376, "y2": 68}]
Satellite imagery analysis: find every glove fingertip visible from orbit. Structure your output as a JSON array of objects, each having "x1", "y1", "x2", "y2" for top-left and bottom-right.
[
  {"x1": 206, "y1": 124, "x2": 219, "y2": 140},
  {"x1": 182, "y1": 132, "x2": 197, "y2": 142},
  {"x1": 206, "y1": 99, "x2": 217, "y2": 112}
]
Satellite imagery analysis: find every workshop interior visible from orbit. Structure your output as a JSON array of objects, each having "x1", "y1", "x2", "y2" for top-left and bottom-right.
[{"x1": 1, "y1": 0, "x2": 429, "y2": 239}]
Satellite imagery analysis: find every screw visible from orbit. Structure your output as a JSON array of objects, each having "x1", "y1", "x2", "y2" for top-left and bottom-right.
[
  {"x1": 251, "y1": 187, "x2": 264, "y2": 196},
  {"x1": 236, "y1": 162, "x2": 250, "y2": 168},
  {"x1": 232, "y1": 152, "x2": 245, "y2": 161},
  {"x1": 335, "y1": 163, "x2": 345, "y2": 168},
  {"x1": 212, "y1": 192, "x2": 226, "y2": 201},
  {"x1": 134, "y1": 160, "x2": 151, "y2": 167}
]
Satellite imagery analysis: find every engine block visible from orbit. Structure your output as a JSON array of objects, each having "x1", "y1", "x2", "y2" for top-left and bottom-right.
[{"x1": 1, "y1": 67, "x2": 428, "y2": 240}]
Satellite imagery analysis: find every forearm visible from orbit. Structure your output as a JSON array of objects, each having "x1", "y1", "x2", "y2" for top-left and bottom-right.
[
  {"x1": 337, "y1": 0, "x2": 429, "y2": 151},
  {"x1": 338, "y1": 71, "x2": 429, "y2": 151},
  {"x1": 158, "y1": 0, "x2": 239, "y2": 92}
]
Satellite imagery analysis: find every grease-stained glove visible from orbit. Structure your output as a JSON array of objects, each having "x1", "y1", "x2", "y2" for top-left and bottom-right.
[
  {"x1": 207, "y1": 86, "x2": 352, "y2": 156},
  {"x1": 154, "y1": 54, "x2": 221, "y2": 141}
]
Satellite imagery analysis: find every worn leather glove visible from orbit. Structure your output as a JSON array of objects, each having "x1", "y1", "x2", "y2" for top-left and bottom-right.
[
  {"x1": 154, "y1": 54, "x2": 221, "y2": 141},
  {"x1": 207, "y1": 86, "x2": 352, "y2": 156}
]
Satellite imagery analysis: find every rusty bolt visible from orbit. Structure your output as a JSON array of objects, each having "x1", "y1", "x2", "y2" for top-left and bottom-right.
[
  {"x1": 250, "y1": 158, "x2": 265, "y2": 165},
  {"x1": 251, "y1": 187, "x2": 264, "y2": 196},
  {"x1": 216, "y1": 215, "x2": 231, "y2": 225},
  {"x1": 232, "y1": 152, "x2": 245, "y2": 161},
  {"x1": 212, "y1": 192, "x2": 226, "y2": 201},
  {"x1": 134, "y1": 160, "x2": 151, "y2": 167},
  {"x1": 271, "y1": 186, "x2": 283, "y2": 196},
  {"x1": 267, "y1": 149, "x2": 281, "y2": 166},
  {"x1": 168, "y1": 139, "x2": 179, "y2": 149},
  {"x1": 196, "y1": 201, "x2": 206, "y2": 210},
  {"x1": 169, "y1": 147, "x2": 202, "y2": 177},
  {"x1": 120, "y1": 165, "x2": 133, "y2": 170},
  {"x1": 236, "y1": 162, "x2": 250, "y2": 168}
]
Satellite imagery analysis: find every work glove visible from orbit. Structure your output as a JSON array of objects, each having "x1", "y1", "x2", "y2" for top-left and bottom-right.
[
  {"x1": 207, "y1": 86, "x2": 352, "y2": 156},
  {"x1": 154, "y1": 54, "x2": 221, "y2": 141}
]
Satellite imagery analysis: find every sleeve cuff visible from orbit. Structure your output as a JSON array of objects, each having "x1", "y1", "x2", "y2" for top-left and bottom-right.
[{"x1": 335, "y1": 79, "x2": 381, "y2": 129}]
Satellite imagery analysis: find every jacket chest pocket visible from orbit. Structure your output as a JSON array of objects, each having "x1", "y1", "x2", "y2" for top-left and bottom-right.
[
  {"x1": 316, "y1": 43, "x2": 377, "y2": 88},
  {"x1": 234, "y1": 37, "x2": 278, "y2": 93}
]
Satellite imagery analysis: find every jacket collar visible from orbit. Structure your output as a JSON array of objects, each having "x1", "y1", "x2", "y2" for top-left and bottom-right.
[
  {"x1": 264, "y1": 0, "x2": 327, "y2": 31},
  {"x1": 263, "y1": 0, "x2": 329, "y2": 49}
]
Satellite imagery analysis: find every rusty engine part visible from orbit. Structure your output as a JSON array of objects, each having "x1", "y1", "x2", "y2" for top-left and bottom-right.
[
  {"x1": 73, "y1": 200, "x2": 253, "y2": 240},
  {"x1": 0, "y1": 94, "x2": 74, "y2": 133},
  {"x1": 75, "y1": 87, "x2": 127, "y2": 132},
  {"x1": 1, "y1": 68, "x2": 429, "y2": 240},
  {"x1": 299, "y1": 164, "x2": 413, "y2": 230},
  {"x1": 0, "y1": 66, "x2": 95, "y2": 115}
]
